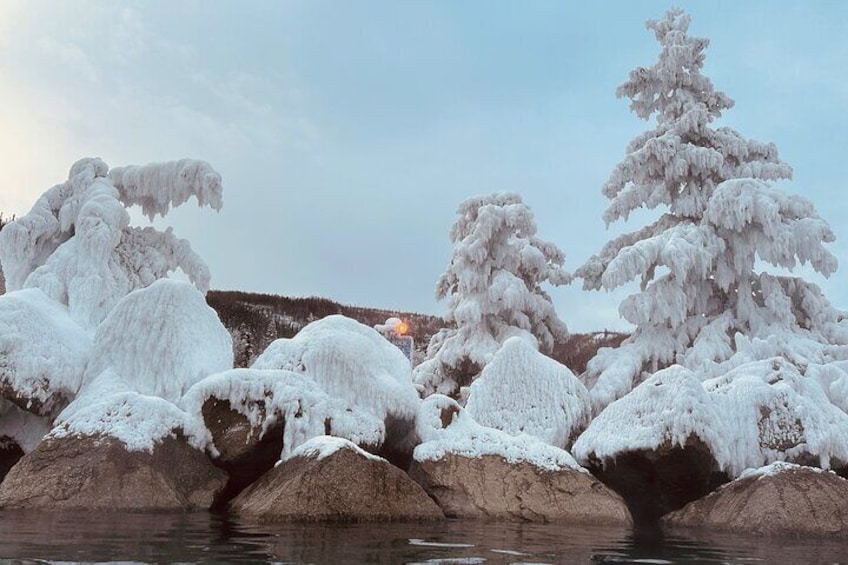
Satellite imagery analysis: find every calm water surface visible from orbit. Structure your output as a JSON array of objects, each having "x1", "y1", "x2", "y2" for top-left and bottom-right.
[{"x1": 0, "y1": 510, "x2": 846, "y2": 564}]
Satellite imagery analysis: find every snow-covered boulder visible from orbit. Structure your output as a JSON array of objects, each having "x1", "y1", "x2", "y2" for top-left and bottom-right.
[
  {"x1": 465, "y1": 337, "x2": 590, "y2": 448},
  {"x1": 229, "y1": 436, "x2": 443, "y2": 522},
  {"x1": 252, "y1": 315, "x2": 421, "y2": 467},
  {"x1": 0, "y1": 288, "x2": 91, "y2": 417},
  {"x1": 573, "y1": 366, "x2": 730, "y2": 523},
  {"x1": 84, "y1": 279, "x2": 232, "y2": 402},
  {"x1": 1, "y1": 280, "x2": 235, "y2": 510},
  {"x1": 0, "y1": 435, "x2": 226, "y2": 510},
  {"x1": 705, "y1": 358, "x2": 848, "y2": 476},
  {"x1": 409, "y1": 395, "x2": 631, "y2": 524},
  {"x1": 182, "y1": 368, "x2": 383, "y2": 501},
  {"x1": 663, "y1": 463, "x2": 848, "y2": 535},
  {"x1": 40, "y1": 280, "x2": 231, "y2": 452}
]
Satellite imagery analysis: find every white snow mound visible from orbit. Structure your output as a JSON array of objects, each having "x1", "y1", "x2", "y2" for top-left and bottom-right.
[
  {"x1": 414, "y1": 394, "x2": 586, "y2": 472},
  {"x1": 183, "y1": 368, "x2": 383, "y2": 459},
  {"x1": 0, "y1": 288, "x2": 91, "y2": 416},
  {"x1": 573, "y1": 365, "x2": 731, "y2": 468},
  {"x1": 252, "y1": 315, "x2": 420, "y2": 425},
  {"x1": 86, "y1": 279, "x2": 232, "y2": 402},
  {"x1": 465, "y1": 337, "x2": 590, "y2": 448}
]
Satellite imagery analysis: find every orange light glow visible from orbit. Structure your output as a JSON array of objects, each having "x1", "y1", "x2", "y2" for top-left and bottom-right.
[{"x1": 395, "y1": 320, "x2": 410, "y2": 336}]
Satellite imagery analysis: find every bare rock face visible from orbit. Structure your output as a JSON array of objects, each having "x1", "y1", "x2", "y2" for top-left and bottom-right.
[
  {"x1": 201, "y1": 396, "x2": 419, "y2": 507},
  {"x1": 230, "y1": 439, "x2": 444, "y2": 522},
  {"x1": 409, "y1": 453, "x2": 632, "y2": 525},
  {"x1": 201, "y1": 397, "x2": 285, "y2": 506},
  {"x1": 662, "y1": 464, "x2": 848, "y2": 535},
  {"x1": 583, "y1": 435, "x2": 729, "y2": 525},
  {"x1": 0, "y1": 435, "x2": 227, "y2": 510}
]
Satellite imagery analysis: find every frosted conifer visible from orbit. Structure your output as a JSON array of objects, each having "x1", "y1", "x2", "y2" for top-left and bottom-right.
[
  {"x1": 414, "y1": 192, "x2": 569, "y2": 397},
  {"x1": 576, "y1": 9, "x2": 848, "y2": 410}
]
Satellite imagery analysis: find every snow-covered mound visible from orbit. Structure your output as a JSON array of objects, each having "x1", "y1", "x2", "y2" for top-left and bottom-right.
[
  {"x1": 573, "y1": 366, "x2": 730, "y2": 467},
  {"x1": 575, "y1": 359, "x2": 848, "y2": 478},
  {"x1": 705, "y1": 358, "x2": 848, "y2": 475},
  {"x1": 182, "y1": 368, "x2": 383, "y2": 458},
  {"x1": 0, "y1": 157, "x2": 221, "y2": 329},
  {"x1": 414, "y1": 394, "x2": 585, "y2": 472},
  {"x1": 465, "y1": 337, "x2": 589, "y2": 448},
  {"x1": 48, "y1": 280, "x2": 233, "y2": 452},
  {"x1": 0, "y1": 288, "x2": 91, "y2": 416},
  {"x1": 252, "y1": 315, "x2": 420, "y2": 428},
  {"x1": 48, "y1": 391, "x2": 208, "y2": 453},
  {"x1": 86, "y1": 279, "x2": 232, "y2": 401}
]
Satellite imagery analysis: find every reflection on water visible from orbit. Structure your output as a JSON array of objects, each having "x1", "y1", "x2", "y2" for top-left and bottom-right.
[{"x1": 0, "y1": 510, "x2": 846, "y2": 564}]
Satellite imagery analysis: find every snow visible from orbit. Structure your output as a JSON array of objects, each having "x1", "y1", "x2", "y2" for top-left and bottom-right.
[
  {"x1": 465, "y1": 337, "x2": 589, "y2": 449},
  {"x1": 574, "y1": 358, "x2": 848, "y2": 478},
  {"x1": 738, "y1": 461, "x2": 829, "y2": 481},
  {"x1": 252, "y1": 315, "x2": 420, "y2": 431},
  {"x1": 46, "y1": 279, "x2": 233, "y2": 452},
  {"x1": 414, "y1": 394, "x2": 586, "y2": 472},
  {"x1": 0, "y1": 157, "x2": 221, "y2": 329},
  {"x1": 574, "y1": 9, "x2": 847, "y2": 411},
  {"x1": 0, "y1": 288, "x2": 91, "y2": 417},
  {"x1": 85, "y1": 279, "x2": 232, "y2": 402},
  {"x1": 182, "y1": 368, "x2": 383, "y2": 459},
  {"x1": 0, "y1": 398, "x2": 51, "y2": 453},
  {"x1": 704, "y1": 358, "x2": 848, "y2": 475},
  {"x1": 282, "y1": 435, "x2": 384, "y2": 463},
  {"x1": 572, "y1": 365, "x2": 730, "y2": 467},
  {"x1": 415, "y1": 192, "x2": 569, "y2": 397},
  {"x1": 108, "y1": 159, "x2": 223, "y2": 220},
  {"x1": 48, "y1": 388, "x2": 210, "y2": 452}
]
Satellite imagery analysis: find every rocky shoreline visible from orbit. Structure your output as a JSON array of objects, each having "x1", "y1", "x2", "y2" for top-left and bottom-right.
[{"x1": 4, "y1": 394, "x2": 848, "y2": 536}]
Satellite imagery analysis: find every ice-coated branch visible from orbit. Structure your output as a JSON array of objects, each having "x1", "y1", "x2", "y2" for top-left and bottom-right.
[{"x1": 109, "y1": 159, "x2": 223, "y2": 220}]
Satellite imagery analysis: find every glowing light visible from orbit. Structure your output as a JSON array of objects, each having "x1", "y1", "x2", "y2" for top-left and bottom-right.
[{"x1": 394, "y1": 320, "x2": 410, "y2": 336}]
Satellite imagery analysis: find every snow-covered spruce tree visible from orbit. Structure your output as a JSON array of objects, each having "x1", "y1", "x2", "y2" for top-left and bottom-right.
[
  {"x1": 0, "y1": 158, "x2": 222, "y2": 329},
  {"x1": 575, "y1": 9, "x2": 848, "y2": 410},
  {"x1": 414, "y1": 192, "x2": 569, "y2": 397}
]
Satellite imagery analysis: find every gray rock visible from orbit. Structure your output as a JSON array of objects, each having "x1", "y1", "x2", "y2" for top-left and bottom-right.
[
  {"x1": 230, "y1": 441, "x2": 444, "y2": 522},
  {"x1": 0, "y1": 435, "x2": 226, "y2": 510},
  {"x1": 662, "y1": 464, "x2": 848, "y2": 535},
  {"x1": 409, "y1": 452, "x2": 632, "y2": 525}
]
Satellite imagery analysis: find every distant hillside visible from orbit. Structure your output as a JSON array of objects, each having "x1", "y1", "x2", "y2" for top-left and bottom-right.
[
  {"x1": 206, "y1": 289, "x2": 627, "y2": 374},
  {"x1": 206, "y1": 290, "x2": 446, "y2": 367}
]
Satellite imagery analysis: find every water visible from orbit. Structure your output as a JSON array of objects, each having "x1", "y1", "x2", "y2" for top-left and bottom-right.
[{"x1": 0, "y1": 510, "x2": 846, "y2": 564}]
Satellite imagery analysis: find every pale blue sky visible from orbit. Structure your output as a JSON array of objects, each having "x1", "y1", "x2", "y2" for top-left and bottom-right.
[{"x1": 1, "y1": 1, "x2": 846, "y2": 331}]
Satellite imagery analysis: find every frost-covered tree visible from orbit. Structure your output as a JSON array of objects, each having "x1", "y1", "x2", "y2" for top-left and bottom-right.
[
  {"x1": 0, "y1": 158, "x2": 222, "y2": 329},
  {"x1": 576, "y1": 9, "x2": 848, "y2": 410},
  {"x1": 0, "y1": 157, "x2": 227, "y2": 458},
  {"x1": 414, "y1": 192, "x2": 569, "y2": 397}
]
